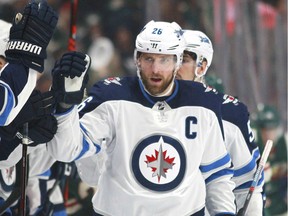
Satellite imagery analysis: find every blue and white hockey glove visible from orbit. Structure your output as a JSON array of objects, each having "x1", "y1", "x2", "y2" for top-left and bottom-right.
[
  {"x1": 51, "y1": 51, "x2": 90, "y2": 112},
  {"x1": 5, "y1": 0, "x2": 58, "y2": 72}
]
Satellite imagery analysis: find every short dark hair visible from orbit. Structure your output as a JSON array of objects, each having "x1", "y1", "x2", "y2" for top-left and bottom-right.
[{"x1": 184, "y1": 51, "x2": 197, "y2": 61}]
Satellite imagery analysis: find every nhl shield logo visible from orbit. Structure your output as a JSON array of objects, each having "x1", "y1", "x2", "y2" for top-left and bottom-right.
[{"x1": 131, "y1": 135, "x2": 186, "y2": 192}]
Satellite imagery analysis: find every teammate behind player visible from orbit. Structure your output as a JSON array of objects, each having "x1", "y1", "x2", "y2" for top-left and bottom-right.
[
  {"x1": 47, "y1": 20, "x2": 236, "y2": 215},
  {"x1": 0, "y1": 0, "x2": 58, "y2": 126},
  {"x1": 177, "y1": 29, "x2": 264, "y2": 215}
]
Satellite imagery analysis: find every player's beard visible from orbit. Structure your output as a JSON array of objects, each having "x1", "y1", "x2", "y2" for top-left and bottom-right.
[{"x1": 141, "y1": 72, "x2": 175, "y2": 96}]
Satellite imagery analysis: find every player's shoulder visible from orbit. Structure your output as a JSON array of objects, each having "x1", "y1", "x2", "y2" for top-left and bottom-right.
[
  {"x1": 94, "y1": 76, "x2": 136, "y2": 88},
  {"x1": 88, "y1": 76, "x2": 139, "y2": 104},
  {"x1": 1, "y1": 63, "x2": 26, "y2": 77},
  {"x1": 218, "y1": 92, "x2": 250, "y2": 124},
  {"x1": 181, "y1": 80, "x2": 226, "y2": 102},
  {"x1": 177, "y1": 80, "x2": 223, "y2": 111},
  {"x1": 178, "y1": 80, "x2": 219, "y2": 98}
]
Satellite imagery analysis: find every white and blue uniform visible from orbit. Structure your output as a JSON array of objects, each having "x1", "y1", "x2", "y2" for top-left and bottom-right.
[
  {"x1": 48, "y1": 77, "x2": 236, "y2": 216},
  {"x1": 205, "y1": 87, "x2": 264, "y2": 214}
]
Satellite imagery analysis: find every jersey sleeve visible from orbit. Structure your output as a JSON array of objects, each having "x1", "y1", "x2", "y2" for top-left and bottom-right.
[
  {"x1": 0, "y1": 63, "x2": 37, "y2": 126},
  {"x1": 47, "y1": 81, "x2": 112, "y2": 162},
  {"x1": 200, "y1": 111, "x2": 236, "y2": 215},
  {"x1": 222, "y1": 102, "x2": 264, "y2": 214}
]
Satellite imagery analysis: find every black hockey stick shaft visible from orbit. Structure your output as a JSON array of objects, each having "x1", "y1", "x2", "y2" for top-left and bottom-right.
[
  {"x1": 19, "y1": 123, "x2": 29, "y2": 216},
  {"x1": 237, "y1": 139, "x2": 273, "y2": 216},
  {"x1": 68, "y1": 0, "x2": 78, "y2": 51}
]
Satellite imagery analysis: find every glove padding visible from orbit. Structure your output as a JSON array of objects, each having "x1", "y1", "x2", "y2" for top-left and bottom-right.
[
  {"x1": 51, "y1": 51, "x2": 90, "y2": 105},
  {"x1": 0, "y1": 115, "x2": 57, "y2": 146},
  {"x1": 0, "y1": 90, "x2": 55, "y2": 140},
  {"x1": 5, "y1": 0, "x2": 58, "y2": 72},
  {"x1": 28, "y1": 114, "x2": 57, "y2": 145}
]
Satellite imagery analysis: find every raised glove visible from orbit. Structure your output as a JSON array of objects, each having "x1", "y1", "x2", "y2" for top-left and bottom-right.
[
  {"x1": 0, "y1": 90, "x2": 55, "y2": 140},
  {"x1": 5, "y1": 0, "x2": 58, "y2": 72},
  {"x1": 51, "y1": 51, "x2": 90, "y2": 107}
]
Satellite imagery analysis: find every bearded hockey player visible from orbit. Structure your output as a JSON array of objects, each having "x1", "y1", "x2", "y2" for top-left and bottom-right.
[{"x1": 47, "y1": 20, "x2": 237, "y2": 215}]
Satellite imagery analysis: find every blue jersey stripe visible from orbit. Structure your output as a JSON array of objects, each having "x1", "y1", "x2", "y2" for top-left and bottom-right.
[
  {"x1": 205, "y1": 168, "x2": 234, "y2": 184},
  {"x1": 0, "y1": 85, "x2": 14, "y2": 125},
  {"x1": 234, "y1": 149, "x2": 260, "y2": 177},
  {"x1": 235, "y1": 170, "x2": 265, "y2": 190},
  {"x1": 200, "y1": 153, "x2": 231, "y2": 173},
  {"x1": 75, "y1": 124, "x2": 101, "y2": 160}
]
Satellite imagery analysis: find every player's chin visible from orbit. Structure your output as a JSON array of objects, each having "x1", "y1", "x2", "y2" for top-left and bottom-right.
[{"x1": 146, "y1": 85, "x2": 163, "y2": 95}]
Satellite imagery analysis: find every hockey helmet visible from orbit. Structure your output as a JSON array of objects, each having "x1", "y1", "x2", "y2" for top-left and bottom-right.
[
  {"x1": 135, "y1": 20, "x2": 185, "y2": 72},
  {"x1": 183, "y1": 30, "x2": 213, "y2": 77},
  {"x1": 0, "y1": 19, "x2": 12, "y2": 56}
]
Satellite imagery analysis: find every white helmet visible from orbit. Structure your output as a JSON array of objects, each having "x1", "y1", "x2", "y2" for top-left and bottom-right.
[
  {"x1": 183, "y1": 30, "x2": 213, "y2": 77},
  {"x1": 0, "y1": 20, "x2": 12, "y2": 56},
  {"x1": 135, "y1": 20, "x2": 185, "y2": 72}
]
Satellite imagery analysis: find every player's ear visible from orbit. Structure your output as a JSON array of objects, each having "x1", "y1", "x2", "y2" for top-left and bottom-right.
[
  {"x1": 136, "y1": 58, "x2": 141, "y2": 68},
  {"x1": 197, "y1": 61, "x2": 207, "y2": 77}
]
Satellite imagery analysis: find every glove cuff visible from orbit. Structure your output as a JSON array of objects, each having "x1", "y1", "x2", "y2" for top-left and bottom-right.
[{"x1": 5, "y1": 39, "x2": 45, "y2": 72}]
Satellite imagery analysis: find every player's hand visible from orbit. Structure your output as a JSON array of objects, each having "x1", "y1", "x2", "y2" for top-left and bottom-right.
[
  {"x1": 5, "y1": 0, "x2": 58, "y2": 72},
  {"x1": 28, "y1": 115, "x2": 58, "y2": 145},
  {"x1": 0, "y1": 115, "x2": 57, "y2": 145},
  {"x1": 51, "y1": 51, "x2": 90, "y2": 112},
  {"x1": 0, "y1": 90, "x2": 55, "y2": 140}
]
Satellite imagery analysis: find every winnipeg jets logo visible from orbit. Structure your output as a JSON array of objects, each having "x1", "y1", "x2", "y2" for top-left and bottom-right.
[
  {"x1": 204, "y1": 85, "x2": 218, "y2": 94},
  {"x1": 103, "y1": 77, "x2": 122, "y2": 86},
  {"x1": 145, "y1": 138, "x2": 175, "y2": 182},
  {"x1": 199, "y1": 36, "x2": 210, "y2": 44},
  {"x1": 131, "y1": 135, "x2": 186, "y2": 192},
  {"x1": 223, "y1": 94, "x2": 239, "y2": 105},
  {"x1": 175, "y1": 29, "x2": 184, "y2": 38},
  {"x1": 0, "y1": 167, "x2": 16, "y2": 193}
]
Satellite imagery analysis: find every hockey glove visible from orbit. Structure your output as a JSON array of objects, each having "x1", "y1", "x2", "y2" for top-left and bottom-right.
[
  {"x1": 0, "y1": 115, "x2": 57, "y2": 146},
  {"x1": 0, "y1": 90, "x2": 55, "y2": 140},
  {"x1": 5, "y1": 0, "x2": 58, "y2": 72},
  {"x1": 51, "y1": 51, "x2": 90, "y2": 109},
  {"x1": 28, "y1": 114, "x2": 58, "y2": 145}
]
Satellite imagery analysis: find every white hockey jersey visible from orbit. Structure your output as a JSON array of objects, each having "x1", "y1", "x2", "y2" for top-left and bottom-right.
[
  {"x1": 204, "y1": 87, "x2": 264, "y2": 215},
  {"x1": 48, "y1": 77, "x2": 236, "y2": 216}
]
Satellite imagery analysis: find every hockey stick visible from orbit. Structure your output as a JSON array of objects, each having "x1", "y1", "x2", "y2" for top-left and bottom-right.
[
  {"x1": 237, "y1": 139, "x2": 273, "y2": 216},
  {"x1": 68, "y1": 0, "x2": 78, "y2": 51},
  {"x1": 0, "y1": 128, "x2": 34, "y2": 215},
  {"x1": 19, "y1": 122, "x2": 30, "y2": 216}
]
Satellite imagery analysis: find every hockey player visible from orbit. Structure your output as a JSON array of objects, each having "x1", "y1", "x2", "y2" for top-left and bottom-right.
[
  {"x1": 177, "y1": 30, "x2": 264, "y2": 215},
  {"x1": 0, "y1": 0, "x2": 58, "y2": 126},
  {"x1": 48, "y1": 20, "x2": 236, "y2": 215},
  {"x1": 0, "y1": 51, "x2": 90, "y2": 215}
]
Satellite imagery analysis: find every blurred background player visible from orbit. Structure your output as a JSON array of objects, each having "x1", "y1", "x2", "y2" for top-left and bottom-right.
[
  {"x1": 177, "y1": 29, "x2": 264, "y2": 215},
  {"x1": 252, "y1": 104, "x2": 287, "y2": 216}
]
